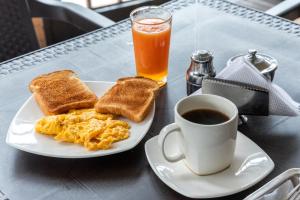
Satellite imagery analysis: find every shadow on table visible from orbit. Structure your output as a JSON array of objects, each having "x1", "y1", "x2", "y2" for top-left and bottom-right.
[{"x1": 12, "y1": 139, "x2": 147, "y2": 182}]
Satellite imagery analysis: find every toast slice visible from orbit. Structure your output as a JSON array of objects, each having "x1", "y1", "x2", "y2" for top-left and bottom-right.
[
  {"x1": 95, "y1": 77, "x2": 159, "y2": 122},
  {"x1": 29, "y1": 70, "x2": 97, "y2": 115}
]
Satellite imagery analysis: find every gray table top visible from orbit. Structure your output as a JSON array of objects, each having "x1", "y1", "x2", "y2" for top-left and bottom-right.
[{"x1": 1, "y1": 0, "x2": 300, "y2": 199}]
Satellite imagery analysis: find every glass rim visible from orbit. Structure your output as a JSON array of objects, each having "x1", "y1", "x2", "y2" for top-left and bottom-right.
[{"x1": 130, "y1": 6, "x2": 172, "y2": 25}]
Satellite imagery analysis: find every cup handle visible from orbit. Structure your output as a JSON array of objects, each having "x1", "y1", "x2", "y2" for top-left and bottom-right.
[{"x1": 158, "y1": 123, "x2": 185, "y2": 162}]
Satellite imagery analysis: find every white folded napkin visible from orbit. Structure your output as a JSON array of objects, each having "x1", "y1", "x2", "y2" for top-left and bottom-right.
[{"x1": 194, "y1": 57, "x2": 299, "y2": 116}]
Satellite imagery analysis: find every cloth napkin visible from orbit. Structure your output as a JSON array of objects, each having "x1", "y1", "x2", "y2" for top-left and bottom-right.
[{"x1": 193, "y1": 57, "x2": 299, "y2": 116}]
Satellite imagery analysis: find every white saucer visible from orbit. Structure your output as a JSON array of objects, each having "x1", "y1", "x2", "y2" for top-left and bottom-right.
[
  {"x1": 145, "y1": 131, "x2": 274, "y2": 199},
  {"x1": 6, "y1": 81, "x2": 155, "y2": 158}
]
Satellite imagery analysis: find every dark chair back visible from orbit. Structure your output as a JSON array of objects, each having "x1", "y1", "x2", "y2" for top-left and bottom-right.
[{"x1": 0, "y1": 0, "x2": 39, "y2": 62}]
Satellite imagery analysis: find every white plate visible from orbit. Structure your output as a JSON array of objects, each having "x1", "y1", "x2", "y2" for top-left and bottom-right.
[
  {"x1": 145, "y1": 131, "x2": 274, "y2": 199},
  {"x1": 6, "y1": 81, "x2": 155, "y2": 158}
]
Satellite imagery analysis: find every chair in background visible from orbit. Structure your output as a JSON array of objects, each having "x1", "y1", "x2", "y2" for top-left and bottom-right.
[
  {"x1": 266, "y1": 0, "x2": 300, "y2": 16},
  {"x1": 266, "y1": 0, "x2": 300, "y2": 25},
  {"x1": 0, "y1": 0, "x2": 115, "y2": 63}
]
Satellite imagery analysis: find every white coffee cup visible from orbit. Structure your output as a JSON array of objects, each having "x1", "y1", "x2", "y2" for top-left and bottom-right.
[{"x1": 158, "y1": 94, "x2": 238, "y2": 175}]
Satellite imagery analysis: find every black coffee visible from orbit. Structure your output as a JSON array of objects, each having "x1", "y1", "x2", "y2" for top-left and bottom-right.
[{"x1": 182, "y1": 109, "x2": 229, "y2": 125}]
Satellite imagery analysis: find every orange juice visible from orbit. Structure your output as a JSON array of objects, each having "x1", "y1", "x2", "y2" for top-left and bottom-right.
[{"x1": 132, "y1": 18, "x2": 171, "y2": 86}]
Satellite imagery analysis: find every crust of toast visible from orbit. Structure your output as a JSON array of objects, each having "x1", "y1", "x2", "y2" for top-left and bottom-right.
[
  {"x1": 29, "y1": 70, "x2": 97, "y2": 115},
  {"x1": 95, "y1": 77, "x2": 159, "y2": 122}
]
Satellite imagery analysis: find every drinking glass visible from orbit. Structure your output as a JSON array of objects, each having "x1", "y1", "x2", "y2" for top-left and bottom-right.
[{"x1": 130, "y1": 6, "x2": 172, "y2": 86}]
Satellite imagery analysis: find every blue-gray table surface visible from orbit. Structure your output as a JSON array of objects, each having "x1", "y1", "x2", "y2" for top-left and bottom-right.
[{"x1": 1, "y1": 0, "x2": 300, "y2": 199}]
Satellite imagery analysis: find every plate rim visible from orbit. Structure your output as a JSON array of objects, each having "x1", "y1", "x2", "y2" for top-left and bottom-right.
[
  {"x1": 6, "y1": 80, "x2": 155, "y2": 158},
  {"x1": 145, "y1": 131, "x2": 275, "y2": 199}
]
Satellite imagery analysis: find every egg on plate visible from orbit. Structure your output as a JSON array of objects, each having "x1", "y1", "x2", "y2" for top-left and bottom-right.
[{"x1": 35, "y1": 109, "x2": 130, "y2": 150}]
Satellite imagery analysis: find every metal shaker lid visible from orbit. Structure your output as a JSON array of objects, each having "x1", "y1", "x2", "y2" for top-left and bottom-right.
[
  {"x1": 245, "y1": 49, "x2": 278, "y2": 73},
  {"x1": 191, "y1": 50, "x2": 213, "y2": 63}
]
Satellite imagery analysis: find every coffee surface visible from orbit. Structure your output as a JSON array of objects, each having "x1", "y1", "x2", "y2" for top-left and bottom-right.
[{"x1": 182, "y1": 109, "x2": 229, "y2": 125}]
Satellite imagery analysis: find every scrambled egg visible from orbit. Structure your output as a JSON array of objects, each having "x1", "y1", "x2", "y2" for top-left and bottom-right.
[{"x1": 35, "y1": 109, "x2": 130, "y2": 150}]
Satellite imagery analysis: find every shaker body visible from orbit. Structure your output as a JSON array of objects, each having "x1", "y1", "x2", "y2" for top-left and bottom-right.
[{"x1": 186, "y1": 50, "x2": 216, "y2": 95}]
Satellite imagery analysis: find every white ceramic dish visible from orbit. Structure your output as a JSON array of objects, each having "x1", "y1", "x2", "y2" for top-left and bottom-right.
[
  {"x1": 6, "y1": 81, "x2": 155, "y2": 158},
  {"x1": 145, "y1": 131, "x2": 274, "y2": 199}
]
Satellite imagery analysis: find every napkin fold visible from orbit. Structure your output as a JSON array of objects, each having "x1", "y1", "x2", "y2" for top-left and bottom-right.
[{"x1": 194, "y1": 57, "x2": 299, "y2": 116}]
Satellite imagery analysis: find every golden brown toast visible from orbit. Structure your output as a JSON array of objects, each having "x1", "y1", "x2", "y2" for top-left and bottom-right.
[
  {"x1": 95, "y1": 77, "x2": 159, "y2": 122},
  {"x1": 29, "y1": 70, "x2": 97, "y2": 115}
]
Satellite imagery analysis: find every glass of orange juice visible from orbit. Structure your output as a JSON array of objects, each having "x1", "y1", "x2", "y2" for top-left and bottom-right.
[{"x1": 130, "y1": 6, "x2": 172, "y2": 86}]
